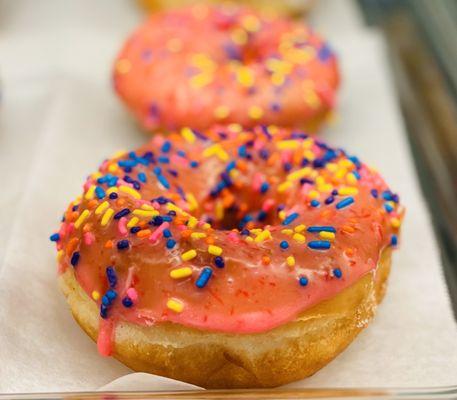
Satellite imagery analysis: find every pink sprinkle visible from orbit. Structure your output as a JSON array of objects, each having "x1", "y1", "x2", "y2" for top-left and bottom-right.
[
  {"x1": 118, "y1": 217, "x2": 128, "y2": 236},
  {"x1": 117, "y1": 179, "x2": 133, "y2": 188},
  {"x1": 149, "y1": 222, "x2": 170, "y2": 242},
  {"x1": 124, "y1": 267, "x2": 135, "y2": 291},
  {"x1": 151, "y1": 201, "x2": 160, "y2": 209},
  {"x1": 84, "y1": 232, "x2": 95, "y2": 245},
  {"x1": 59, "y1": 223, "x2": 67, "y2": 238},
  {"x1": 83, "y1": 180, "x2": 92, "y2": 191},
  {"x1": 252, "y1": 172, "x2": 263, "y2": 191},
  {"x1": 227, "y1": 232, "x2": 240, "y2": 243},
  {"x1": 301, "y1": 183, "x2": 313, "y2": 196},
  {"x1": 66, "y1": 223, "x2": 75, "y2": 235},
  {"x1": 170, "y1": 155, "x2": 188, "y2": 166},
  {"x1": 152, "y1": 135, "x2": 164, "y2": 146},
  {"x1": 253, "y1": 139, "x2": 264, "y2": 150},
  {"x1": 262, "y1": 198, "x2": 275, "y2": 212},
  {"x1": 126, "y1": 287, "x2": 138, "y2": 303},
  {"x1": 281, "y1": 150, "x2": 292, "y2": 163}
]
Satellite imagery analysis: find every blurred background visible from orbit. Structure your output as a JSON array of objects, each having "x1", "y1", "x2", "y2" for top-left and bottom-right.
[{"x1": 0, "y1": 0, "x2": 456, "y2": 317}]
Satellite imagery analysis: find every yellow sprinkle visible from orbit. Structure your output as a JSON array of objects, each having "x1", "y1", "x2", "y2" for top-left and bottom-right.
[
  {"x1": 167, "y1": 203, "x2": 185, "y2": 215},
  {"x1": 281, "y1": 229, "x2": 293, "y2": 235},
  {"x1": 101, "y1": 208, "x2": 114, "y2": 226},
  {"x1": 230, "y1": 28, "x2": 248, "y2": 45},
  {"x1": 250, "y1": 229, "x2": 262, "y2": 234},
  {"x1": 95, "y1": 201, "x2": 109, "y2": 215},
  {"x1": 319, "y1": 231, "x2": 335, "y2": 240},
  {"x1": 245, "y1": 236, "x2": 254, "y2": 243},
  {"x1": 91, "y1": 172, "x2": 102, "y2": 180},
  {"x1": 132, "y1": 209, "x2": 159, "y2": 218},
  {"x1": 74, "y1": 209, "x2": 90, "y2": 229},
  {"x1": 278, "y1": 210, "x2": 286, "y2": 220},
  {"x1": 277, "y1": 140, "x2": 300, "y2": 150},
  {"x1": 170, "y1": 267, "x2": 193, "y2": 279},
  {"x1": 214, "y1": 105, "x2": 230, "y2": 119},
  {"x1": 228, "y1": 123, "x2": 242, "y2": 132},
  {"x1": 186, "y1": 193, "x2": 198, "y2": 212},
  {"x1": 215, "y1": 148, "x2": 229, "y2": 161},
  {"x1": 187, "y1": 216, "x2": 198, "y2": 229},
  {"x1": 116, "y1": 58, "x2": 131, "y2": 74},
  {"x1": 141, "y1": 204, "x2": 154, "y2": 211},
  {"x1": 191, "y1": 53, "x2": 216, "y2": 70},
  {"x1": 308, "y1": 190, "x2": 320, "y2": 199},
  {"x1": 255, "y1": 230, "x2": 271, "y2": 243},
  {"x1": 293, "y1": 233, "x2": 306, "y2": 243},
  {"x1": 287, "y1": 167, "x2": 311, "y2": 181},
  {"x1": 335, "y1": 168, "x2": 347, "y2": 180},
  {"x1": 108, "y1": 163, "x2": 119, "y2": 173},
  {"x1": 208, "y1": 245, "x2": 223, "y2": 256},
  {"x1": 391, "y1": 218, "x2": 401, "y2": 229},
  {"x1": 119, "y1": 185, "x2": 141, "y2": 199},
  {"x1": 84, "y1": 185, "x2": 96, "y2": 200},
  {"x1": 346, "y1": 173, "x2": 358, "y2": 185},
  {"x1": 56, "y1": 250, "x2": 64, "y2": 262},
  {"x1": 339, "y1": 159, "x2": 354, "y2": 169},
  {"x1": 106, "y1": 187, "x2": 118, "y2": 195},
  {"x1": 191, "y1": 232, "x2": 207, "y2": 239},
  {"x1": 181, "y1": 127, "x2": 196, "y2": 143},
  {"x1": 326, "y1": 163, "x2": 338, "y2": 172},
  {"x1": 294, "y1": 224, "x2": 306, "y2": 233},
  {"x1": 92, "y1": 291, "x2": 100, "y2": 301},
  {"x1": 190, "y1": 72, "x2": 213, "y2": 88},
  {"x1": 203, "y1": 144, "x2": 228, "y2": 161},
  {"x1": 271, "y1": 73, "x2": 285, "y2": 86},
  {"x1": 167, "y1": 298, "x2": 184, "y2": 313},
  {"x1": 241, "y1": 15, "x2": 261, "y2": 32},
  {"x1": 303, "y1": 150, "x2": 315, "y2": 161},
  {"x1": 203, "y1": 223, "x2": 211, "y2": 230},
  {"x1": 248, "y1": 105, "x2": 264, "y2": 120},
  {"x1": 236, "y1": 66, "x2": 254, "y2": 87},
  {"x1": 278, "y1": 181, "x2": 292, "y2": 193},
  {"x1": 338, "y1": 187, "x2": 359, "y2": 196},
  {"x1": 127, "y1": 216, "x2": 139, "y2": 228},
  {"x1": 181, "y1": 249, "x2": 197, "y2": 261},
  {"x1": 215, "y1": 200, "x2": 224, "y2": 221},
  {"x1": 286, "y1": 256, "x2": 295, "y2": 267}
]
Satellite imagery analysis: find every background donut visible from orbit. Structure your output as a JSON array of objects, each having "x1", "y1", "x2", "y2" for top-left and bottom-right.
[{"x1": 114, "y1": 5, "x2": 339, "y2": 132}]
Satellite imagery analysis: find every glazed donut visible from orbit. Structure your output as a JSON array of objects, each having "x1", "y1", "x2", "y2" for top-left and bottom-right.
[
  {"x1": 137, "y1": 0, "x2": 316, "y2": 18},
  {"x1": 52, "y1": 124, "x2": 403, "y2": 388},
  {"x1": 113, "y1": 5, "x2": 339, "y2": 132}
]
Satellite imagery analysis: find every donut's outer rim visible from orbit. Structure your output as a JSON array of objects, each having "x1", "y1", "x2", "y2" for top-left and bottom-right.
[{"x1": 58, "y1": 248, "x2": 391, "y2": 388}]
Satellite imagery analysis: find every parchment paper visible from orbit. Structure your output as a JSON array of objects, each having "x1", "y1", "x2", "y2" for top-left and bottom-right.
[{"x1": 1, "y1": 0, "x2": 456, "y2": 393}]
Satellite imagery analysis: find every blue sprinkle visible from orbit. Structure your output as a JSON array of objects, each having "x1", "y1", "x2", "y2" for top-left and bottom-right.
[
  {"x1": 257, "y1": 210, "x2": 267, "y2": 221},
  {"x1": 282, "y1": 212, "x2": 299, "y2": 226},
  {"x1": 308, "y1": 241, "x2": 331, "y2": 250},
  {"x1": 138, "y1": 172, "x2": 147, "y2": 183},
  {"x1": 100, "y1": 304, "x2": 108, "y2": 319},
  {"x1": 391, "y1": 234, "x2": 398, "y2": 246},
  {"x1": 162, "y1": 215, "x2": 172, "y2": 222},
  {"x1": 333, "y1": 268, "x2": 342, "y2": 278},
  {"x1": 163, "y1": 229, "x2": 172, "y2": 238},
  {"x1": 226, "y1": 160, "x2": 236, "y2": 172},
  {"x1": 118, "y1": 159, "x2": 137, "y2": 168},
  {"x1": 107, "y1": 177, "x2": 118, "y2": 187},
  {"x1": 384, "y1": 203, "x2": 394, "y2": 213},
  {"x1": 102, "y1": 295, "x2": 110, "y2": 306},
  {"x1": 166, "y1": 239, "x2": 176, "y2": 249},
  {"x1": 95, "y1": 186, "x2": 106, "y2": 199},
  {"x1": 157, "y1": 175, "x2": 170, "y2": 189},
  {"x1": 307, "y1": 226, "x2": 336, "y2": 233},
  {"x1": 190, "y1": 161, "x2": 199, "y2": 168},
  {"x1": 336, "y1": 197, "x2": 354, "y2": 209},
  {"x1": 238, "y1": 145, "x2": 247, "y2": 158},
  {"x1": 153, "y1": 166, "x2": 162, "y2": 175},
  {"x1": 299, "y1": 276, "x2": 309, "y2": 286},
  {"x1": 371, "y1": 189, "x2": 379, "y2": 199},
  {"x1": 106, "y1": 289, "x2": 117, "y2": 301},
  {"x1": 325, "y1": 195, "x2": 335, "y2": 205},
  {"x1": 158, "y1": 156, "x2": 169, "y2": 164},
  {"x1": 109, "y1": 192, "x2": 118, "y2": 200},
  {"x1": 106, "y1": 266, "x2": 117, "y2": 288},
  {"x1": 280, "y1": 240, "x2": 289, "y2": 249},
  {"x1": 196, "y1": 267, "x2": 213, "y2": 288},
  {"x1": 70, "y1": 252, "x2": 80, "y2": 267},
  {"x1": 214, "y1": 256, "x2": 225, "y2": 268},
  {"x1": 50, "y1": 233, "x2": 60, "y2": 242},
  {"x1": 117, "y1": 240, "x2": 130, "y2": 250},
  {"x1": 161, "y1": 141, "x2": 171, "y2": 153},
  {"x1": 122, "y1": 296, "x2": 133, "y2": 308},
  {"x1": 114, "y1": 208, "x2": 130, "y2": 220},
  {"x1": 318, "y1": 44, "x2": 332, "y2": 62},
  {"x1": 382, "y1": 191, "x2": 393, "y2": 201},
  {"x1": 353, "y1": 170, "x2": 361, "y2": 180},
  {"x1": 130, "y1": 226, "x2": 141, "y2": 234},
  {"x1": 310, "y1": 199, "x2": 320, "y2": 207},
  {"x1": 151, "y1": 216, "x2": 163, "y2": 226},
  {"x1": 260, "y1": 182, "x2": 269, "y2": 193}
]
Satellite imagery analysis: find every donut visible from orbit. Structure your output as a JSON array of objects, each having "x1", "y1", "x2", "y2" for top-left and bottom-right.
[
  {"x1": 113, "y1": 5, "x2": 339, "y2": 132},
  {"x1": 137, "y1": 0, "x2": 316, "y2": 18},
  {"x1": 52, "y1": 124, "x2": 404, "y2": 388}
]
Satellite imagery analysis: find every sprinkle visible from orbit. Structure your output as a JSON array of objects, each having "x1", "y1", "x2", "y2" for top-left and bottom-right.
[
  {"x1": 119, "y1": 185, "x2": 141, "y2": 199},
  {"x1": 254, "y1": 230, "x2": 271, "y2": 243},
  {"x1": 287, "y1": 167, "x2": 311, "y2": 181},
  {"x1": 299, "y1": 276, "x2": 309, "y2": 286},
  {"x1": 114, "y1": 208, "x2": 130, "y2": 220},
  {"x1": 190, "y1": 232, "x2": 206, "y2": 239},
  {"x1": 85, "y1": 185, "x2": 96, "y2": 200},
  {"x1": 307, "y1": 226, "x2": 336, "y2": 233},
  {"x1": 132, "y1": 209, "x2": 159, "y2": 218},
  {"x1": 106, "y1": 266, "x2": 117, "y2": 288},
  {"x1": 195, "y1": 267, "x2": 213, "y2": 288},
  {"x1": 294, "y1": 224, "x2": 306, "y2": 233},
  {"x1": 170, "y1": 267, "x2": 193, "y2": 279},
  {"x1": 277, "y1": 181, "x2": 292, "y2": 193},
  {"x1": 391, "y1": 218, "x2": 401, "y2": 228},
  {"x1": 166, "y1": 239, "x2": 176, "y2": 249},
  {"x1": 101, "y1": 208, "x2": 114, "y2": 226},
  {"x1": 70, "y1": 251, "x2": 80, "y2": 267},
  {"x1": 333, "y1": 268, "x2": 343, "y2": 278},
  {"x1": 127, "y1": 216, "x2": 139, "y2": 228},
  {"x1": 214, "y1": 256, "x2": 225, "y2": 268},
  {"x1": 95, "y1": 201, "x2": 109, "y2": 215},
  {"x1": 117, "y1": 240, "x2": 130, "y2": 250},
  {"x1": 277, "y1": 140, "x2": 299, "y2": 150},
  {"x1": 319, "y1": 231, "x2": 335, "y2": 240},
  {"x1": 292, "y1": 233, "x2": 306, "y2": 243},
  {"x1": 208, "y1": 245, "x2": 222, "y2": 256},
  {"x1": 391, "y1": 234, "x2": 398, "y2": 246},
  {"x1": 338, "y1": 187, "x2": 359, "y2": 196},
  {"x1": 50, "y1": 233, "x2": 60, "y2": 242},
  {"x1": 214, "y1": 105, "x2": 230, "y2": 119},
  {"x1": 336, "y1": 197, "x2": 354, "y2": 209},
  {"x1": 310, "y1": 199, "x2": 320, "y2": 207},
  {"x1": 236, "y1": 66, "x2": 254, "y2": 87},
  {"x1": 371, "y1": 189, "x2": 379, "y2": 198},
  {"x1": 122, "y1": 297, "x2": 133, "y2": 308},
  {"x1": 181, "y1": 127, "x2": 196, "y2": 143},
  {"x1": 95, "y1": 186, "x2": 106, "y2": 199},
  {"x1": 248, "y1": 105, "x2": 264, "y2": 120},
  {"x1": 92, "y1": 291, "x2": 100, "y2": 301},
  {"x1": 308, "y1": 240, "x2": 331, "y2": 250},
  {"x1": 280, "y1": 240, "x2": 289, "y2": 249},
  {"x1": 282, "y1": 212, "x2": 299, "y2": 225},
  {"x1": 286, "y1": 256, "x2": 295, "y2": 267},
  {"x1": 181, "y1": 249, "x2": 197, "y2": 261},
  {"x1": 167, "y1": 298, "x2": 184, "y2": 313}
]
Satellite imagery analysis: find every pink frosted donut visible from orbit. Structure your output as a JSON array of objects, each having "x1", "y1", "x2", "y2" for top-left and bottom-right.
[{"x1": 113, "y1": 4, "x2": 339, "y2": 132}]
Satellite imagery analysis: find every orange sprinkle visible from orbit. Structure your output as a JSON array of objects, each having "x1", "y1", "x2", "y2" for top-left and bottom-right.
[
  {"x1": 116, "y1": 198, "x2": 126, "y2": 206},
  {"x1": 82, "y1": 223, "x2": 92, "y2": 233},
  {"x1": 205, "y1": 237, "x2": 215, "y2": 245},
  {"x1": 137, "y1": 229, "x2": 151, "y2": 238},
  {"x1": 181, "y1": 229, "x2": 193, "y2": 239},
  {"x1": 66, "y1": 237, "x2": 79, "y2": 255},
  {"x1": 87, "y1": 199, "x2": 98, "y2": 209},
  {"x1": 344, "y1": 248, "x2": 355, "y2": 257},
  {"x1": 104, "y1": 240, "x2": 113, "y2": 248},
  {"x1": 342, "y1": 225, "x2": 355, "y2": 233},
  {"x1": 67, "y1": 211, "x2": 79, "y2": 222},
  {"x1": 262, "y1": 256, "x2": 271, "y2": 265},
  {"x1": 138, "y1": 220, "x2": 147, "y2": 228}
]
